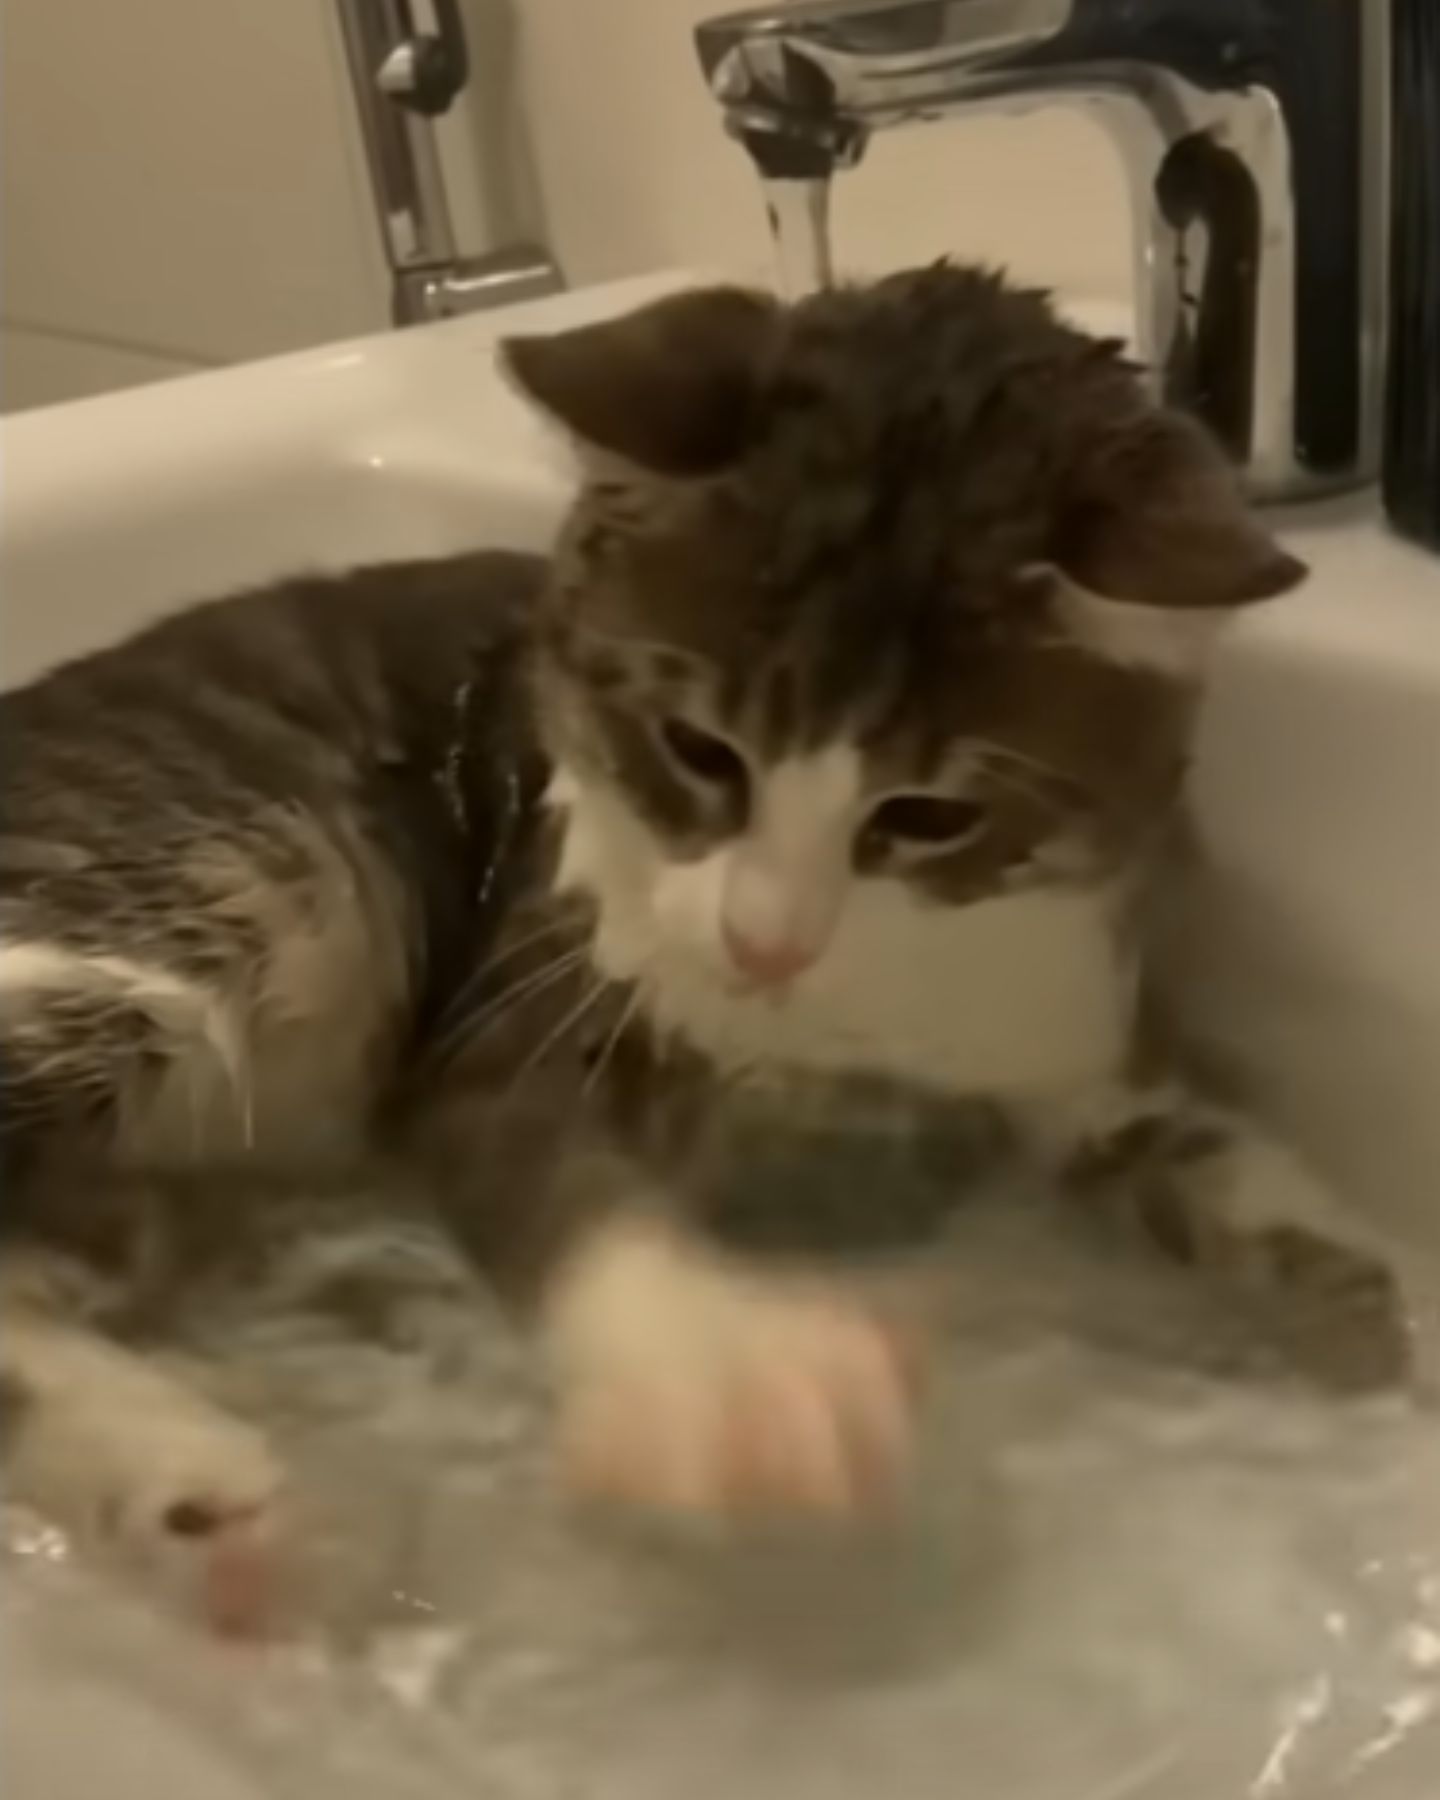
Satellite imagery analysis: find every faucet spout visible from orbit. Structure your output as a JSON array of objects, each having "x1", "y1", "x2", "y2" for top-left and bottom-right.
[{"x1": 696, "y1": 0, "x2": 1389, "y2": 503}]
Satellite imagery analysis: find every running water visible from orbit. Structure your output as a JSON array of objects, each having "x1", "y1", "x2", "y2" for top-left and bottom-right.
[
  {"x1": 763, "y1": 175, "x2": 836, "y2": 297},
  {"x1": 5, "y1": 1170, "x2": 1439, "y2": 1800}
]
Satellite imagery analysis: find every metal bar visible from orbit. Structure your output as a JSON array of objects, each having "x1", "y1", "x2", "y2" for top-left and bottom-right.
[{"x1": 334, "y1": 0, "x2": 459, "y2": 276}]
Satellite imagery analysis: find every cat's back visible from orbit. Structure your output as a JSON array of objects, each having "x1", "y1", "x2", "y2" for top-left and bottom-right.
[
  {"x1": 1, "y1": 549, "x2": 544, "y2": 834},
  {"x1": 0, "y1": 549, "x2": 546, "y2": 1174}
]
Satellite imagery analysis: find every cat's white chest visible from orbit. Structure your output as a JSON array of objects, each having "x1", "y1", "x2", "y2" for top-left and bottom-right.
[
  {"x1": 555, "y1": 776, "x2": 1134, "y2": 1098},
  {"x1": 645, "y1": 879, "x2": 1135, "y2": 1098}
]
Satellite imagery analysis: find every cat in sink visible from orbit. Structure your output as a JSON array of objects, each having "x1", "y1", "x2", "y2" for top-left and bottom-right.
[{"x1": 0, "y1": 266, "x2": 1408, "y2": 1633}]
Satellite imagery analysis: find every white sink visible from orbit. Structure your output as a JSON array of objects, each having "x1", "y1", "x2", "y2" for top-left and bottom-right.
[
  {"x1": 1172, "y1": 498, "x2": 1440, "y2": 1248},
  {"x1": 0, "y1": 275, "x2": 669, "y2": 687},
  {"x1": 3, "y1": 276, "x2": 1439, "y2": 1800}
]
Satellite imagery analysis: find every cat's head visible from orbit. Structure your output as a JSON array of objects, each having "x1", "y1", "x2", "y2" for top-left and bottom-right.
[{"x1": 503, "y1": 268, "x2": 1303, "y2": 994}]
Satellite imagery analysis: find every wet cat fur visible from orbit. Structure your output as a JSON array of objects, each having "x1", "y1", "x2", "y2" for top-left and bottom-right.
[{"x1": 0, "y1": 268, "x2": 1406, "y2": 1617}]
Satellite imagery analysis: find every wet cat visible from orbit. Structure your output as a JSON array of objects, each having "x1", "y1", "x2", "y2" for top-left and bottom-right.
[{"x1": 0, "y1": 267, "x2": 1408, "y2": 1630}]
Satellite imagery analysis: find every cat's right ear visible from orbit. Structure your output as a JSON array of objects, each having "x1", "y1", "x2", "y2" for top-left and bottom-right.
[
  {"x1": 501, "y1": 287, "x2": 781, "y2": 479},
  {"x1": 1054, "y1": 410, "x2": 1307, "y2": 611}
]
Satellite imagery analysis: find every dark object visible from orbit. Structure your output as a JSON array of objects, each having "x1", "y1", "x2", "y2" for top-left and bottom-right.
[
  {"x1": 381, "y1": 0, "x2": 470, "y2": 118},
  {"x1": 1384, "y1": 0, "x2": 1440, "y2": 551}
]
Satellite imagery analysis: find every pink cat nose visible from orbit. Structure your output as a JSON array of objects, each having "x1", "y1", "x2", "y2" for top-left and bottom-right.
[{"x1": 721, "y1": 920, "x2": 819, "y2": 987}]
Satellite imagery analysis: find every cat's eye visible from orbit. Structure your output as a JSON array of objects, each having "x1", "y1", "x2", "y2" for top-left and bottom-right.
[
  {"x1": 659, "y1": 717, "x2": 747, "y2": 788},
  {"x1": 864, "y1": 793, "x2": 988, "y2": 853}
]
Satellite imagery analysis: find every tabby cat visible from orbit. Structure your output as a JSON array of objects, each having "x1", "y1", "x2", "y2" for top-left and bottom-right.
[{"x1": 0, "y1": 268, "x2": 1407, "y2": 1632}]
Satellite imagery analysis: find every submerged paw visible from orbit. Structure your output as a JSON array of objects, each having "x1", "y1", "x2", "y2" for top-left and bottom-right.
[
  {"x1": 14, "y1": 1383, "x2": 288, "y2": 1637},
  {"x1": 547, "y1": 1222, "x2": 920, "y2": 1520},
  {"x1": 1237, "y1": 1225, "x2": 1414, "y2": 1395}
]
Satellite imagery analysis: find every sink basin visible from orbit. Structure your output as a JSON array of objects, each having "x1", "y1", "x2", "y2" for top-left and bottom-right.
[
  {"x1": 3, "y1": 277, "x2": 1438, "y2": 1800},
  {"x1": 0, "y1": 275, "x2": 675, "y2": 688}
]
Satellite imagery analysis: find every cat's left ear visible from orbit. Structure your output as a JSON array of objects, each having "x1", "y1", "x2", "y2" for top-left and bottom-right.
[
  {"x1": 1054, "y1": 410, "x2": 1307, "y2": 612},
  {"x1": 1045, "y1": 408, "x2": 1306, "y2": 674},
  {"x1": 501, "y1": 286, "x2": 782, "y2": 478}
]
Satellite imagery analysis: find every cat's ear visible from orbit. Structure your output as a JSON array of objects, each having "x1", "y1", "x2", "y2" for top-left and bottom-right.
[
  {"x1": 501, "y1": 287, "x2": 782, "y2": 478},
  {"x1": 1054, "y1": 411, "x2": 1307, "y2": 611},
  {"x1": 1039, "y1": 572, "x2": 1236, "y2": 677}
]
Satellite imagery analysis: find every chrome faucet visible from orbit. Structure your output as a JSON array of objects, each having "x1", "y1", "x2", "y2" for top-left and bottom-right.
[
  {"x1": 695, "y1": 0, "x2": 1390, "y2": 503},
  {"x1": 335, "y1": 0, "x2": 560, "y2": 325}
]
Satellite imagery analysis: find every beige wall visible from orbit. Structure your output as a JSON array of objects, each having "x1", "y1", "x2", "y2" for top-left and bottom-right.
[
  {"x1": 3, "y1": 0, "x2": 1132, "y2": 413},
  {"x1": 1, "y1": 0, "x2": 386, "y2": 410}
]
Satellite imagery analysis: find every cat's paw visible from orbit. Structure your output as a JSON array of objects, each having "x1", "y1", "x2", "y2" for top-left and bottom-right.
[
  {"x1": 104, "y1": 1410, "x2": 286, "y2": 1637},
  {"x1": 545, "y1": 1219, "x2": 917, "y2": 1520},
  {"x1": 12, "y1": 1357, "x2": 287, "y2": 1636},
  {"x1": 1187, "y1": 1139, "x2": 1413, "y2": 1392},
  {"x1": 1066, "y1": 1102, "x2": 1413, "y2": 1393},
  {"x1": 1230, "y1": 1224, "x2": 1413, "y2": 1394}
]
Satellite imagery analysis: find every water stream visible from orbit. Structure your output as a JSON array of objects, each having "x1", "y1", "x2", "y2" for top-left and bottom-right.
[{"x1": 763, "y1": 175, "x2": 837, "y2": 297}]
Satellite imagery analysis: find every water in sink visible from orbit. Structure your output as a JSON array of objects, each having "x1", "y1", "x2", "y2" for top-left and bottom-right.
[{"x1": 5, "y1": 1167, "x2": 1438, "y2": 1800}]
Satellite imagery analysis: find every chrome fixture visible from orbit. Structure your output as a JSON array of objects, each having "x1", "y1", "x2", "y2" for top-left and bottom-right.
[
  {"x1": 335, "y1": 0, "x2": 561, "y2": 324},
  {"x1": 696, "y1": 0, "x2": 1390, "y2": 502}
]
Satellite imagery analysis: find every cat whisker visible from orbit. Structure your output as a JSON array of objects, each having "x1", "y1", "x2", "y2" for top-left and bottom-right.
[
  {"x1": 210, "y1": 1016, "x2": 254, "y2": 1151},
  {"x1": 432, "y1": 912, "x2": 588, "y2": 1043},
  {"x1": 435, "y1": 946, "x2": 590, "y2": 1059},
  {"x1": 582, "y1": 979, "x2": 644, "y2": 1099},
  {"x1": 477, "y1": 909, "x2": 586, "y2": 977},
  {"x1": 980, "y1": 762, "x2": 1060, "y2": 811},
  {"x1": 970, "y1": 738, "x2": 1077, "y2": 786},
  {"x1": 967, "y1": 738, "x2": 1080, "y2": 811},
  {"x1": 504, "y1": 978, "x2": 616, "y2": 1099},
  {"x1": 566, "y1": 626, "x2": 712, "y2": 671}
]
